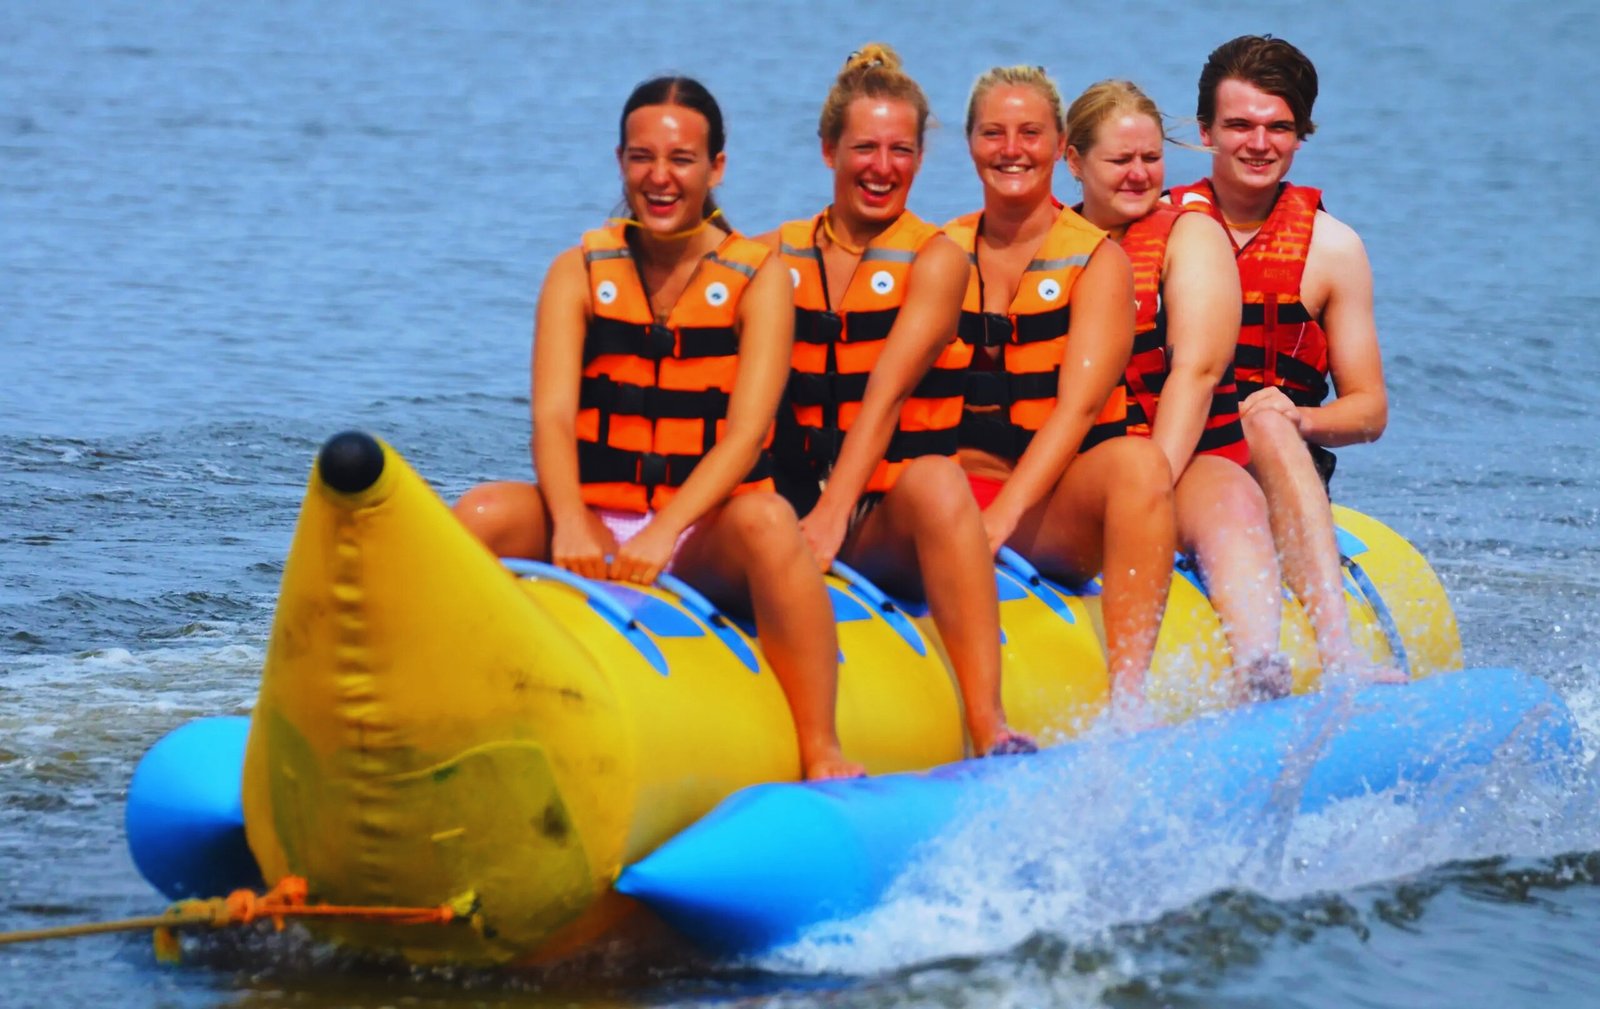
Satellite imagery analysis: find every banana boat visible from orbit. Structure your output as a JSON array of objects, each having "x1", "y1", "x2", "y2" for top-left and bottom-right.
[{"x1": 126, "y1": 430, "x2": 1468, "y2": 965}]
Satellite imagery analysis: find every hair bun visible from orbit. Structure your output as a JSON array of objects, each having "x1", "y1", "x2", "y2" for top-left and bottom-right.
[{"x1": 842, "y1": 42, "x2": 901, "y2": 74}]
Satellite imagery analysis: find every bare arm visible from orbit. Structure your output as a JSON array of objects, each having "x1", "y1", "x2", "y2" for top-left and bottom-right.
[
  {"x1": 1148, "y1": 213, "x2": 1242, "y2": 481},
  {"x1": 1292, "y1": 211, "x2": 1388, "y2": 447},
  {"x1": 811, "y1": 235, "x2": 969, "y2": 519},
  {"x1": 987, "y1": 240, "x2": 1138, "y2": 525},
  {"x1": 530, "y1": 246, "x2": 592, "y2": 530}
]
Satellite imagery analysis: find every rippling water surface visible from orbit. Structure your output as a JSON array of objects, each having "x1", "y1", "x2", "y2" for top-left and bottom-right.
[{"x1": 4, "y1": 2, "x2": 1599, "y2": 1006}]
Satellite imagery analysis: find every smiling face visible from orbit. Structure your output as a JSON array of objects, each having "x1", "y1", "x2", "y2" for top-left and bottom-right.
[
  {"x1": 1067, "y1": 110, "x2": 1165, "y2": 230},
  {"x1": 968, "y1": 83, "x2": 1064, "y2": 206},
  {"x1": 616, "y1": 104, "x2": 725, "y2": 237},
  {"x1": 823, "y1": 97, "x2": 923, "y2": 227},
  {"x1": 1199, "y1": 77, "x2": 1301, "y2": 197}
]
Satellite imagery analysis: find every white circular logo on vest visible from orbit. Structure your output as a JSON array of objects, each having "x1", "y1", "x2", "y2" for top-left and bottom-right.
[
  {"x1": 1037, "y1": 278, "x2": 1062, "y2": 302},
  {"x1": 704, "y1": 281, "x2": 729, "y2": 307},
  {"x1": 870, "y1": 270, "x2": 895, "y2": 295},
  {"x1": 1180, "y1": 191, "x2": 1211, "y2": 206},
  {"x1": 789, "y1": 267, "x2": 801, "y2": 289},
  {"x1": 595, "y1": 280, "x2": 618, "y2": 305}
]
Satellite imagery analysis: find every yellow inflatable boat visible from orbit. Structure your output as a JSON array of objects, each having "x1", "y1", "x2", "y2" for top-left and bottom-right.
[{"x1": 207, "y1": 431, "x2": 1460, "y2": 965}]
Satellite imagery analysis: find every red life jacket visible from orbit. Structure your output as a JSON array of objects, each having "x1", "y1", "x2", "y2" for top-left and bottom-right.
[
  {"x1": 775, "y1": 211, "x2": 971, "y2": 494},
  {"x1": 943, "y1": 205, "x2": 1125, "y2": 461},
  {"x1": 575, "y1": 224, "x2": 774, "y2": 513},
  {"x1": 1117, "y1": 204, "x2": 1249, "y2": 466},
  {"x1": 1167, "y1": 180, "x2": 1331, "y2": 408}
]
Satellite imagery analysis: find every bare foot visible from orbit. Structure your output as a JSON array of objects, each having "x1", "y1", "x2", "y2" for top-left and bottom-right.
[
  {"x1": 1240, "y1": 654, "x2": 1293, "y2": 704},
  {"x1": 1323, "y1": 655, "x2": 1409, "y2": 688},
  {"x1": 977, "y1": 727, "x2": 1039, "y2": 757},
  {"x1": 803, "y1": 753, "x2": 867, "y2": 780}
]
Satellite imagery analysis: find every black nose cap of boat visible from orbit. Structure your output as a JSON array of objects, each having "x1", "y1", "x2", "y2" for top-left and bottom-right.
[{"x1": 318, "y1": 431, "x2": 385, "y2": 494}]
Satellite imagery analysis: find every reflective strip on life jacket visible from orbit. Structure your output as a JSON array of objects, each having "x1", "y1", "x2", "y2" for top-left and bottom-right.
[
  {"x1": 776, "y1": 210, "x2": 971, "y2": 494},
  {"x1": 945, "y1": 205, "x2": 1124, "y2": 461},
  {"x1": 576, "y1": 224, "x2": 774, "y2": 513}
]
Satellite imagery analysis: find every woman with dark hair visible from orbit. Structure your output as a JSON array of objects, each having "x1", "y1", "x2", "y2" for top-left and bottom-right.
[{"x1": 455, "y1": 77, "x2": 863, "y2": 779}]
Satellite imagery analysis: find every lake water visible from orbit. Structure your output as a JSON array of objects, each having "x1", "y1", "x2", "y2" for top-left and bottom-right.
[{"x1": 4, "y1": 1, "x2": 1599, "y2": 1006}]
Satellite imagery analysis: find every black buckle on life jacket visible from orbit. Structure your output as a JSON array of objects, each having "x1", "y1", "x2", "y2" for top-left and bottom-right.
[
  {"x1": 978, "y1": 312, "x2": 1013, "y2": 347},
  {"x1": 802, "y1": 428, "x2": 845, "y2": 467},
  {"x1": 637, "y1": 452, "x2": 669, "y2": 488},
  {"x1": 642, "y1": 323, "x2": 676, "y2": 360},
  {"x1": 963, "y1": 370, "x2": 1009, "y2": 408},
  {"x1": 812, "y1": 310, "x2": 843, "y2": 344}
]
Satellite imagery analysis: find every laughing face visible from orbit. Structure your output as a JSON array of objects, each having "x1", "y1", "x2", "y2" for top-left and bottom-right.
[
  {"x1": 617, "y1": 104, "x2": 725, "y2": 237},
  {"x1": 1199, "y1": 78, "x2": 1302, "y2": 197},
  {"x1": 967, "y1": 83, "x2": 1064, "y2": 205},
  {"x1": 823, "y1": 97, "x2": 923, "y2": 228}
]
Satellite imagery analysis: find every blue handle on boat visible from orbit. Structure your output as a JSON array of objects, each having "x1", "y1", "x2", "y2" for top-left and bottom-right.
[
  {"x1": 829, "y1": 560, "x2": 927, "y2": 657},
  {"x1": 996, "y1": 547, "x2": 1075, "y2": 623},
  {"x1": 503, "y1": 558, "x2": 669, "y2": 676},
  {"x1": 656, "y1": 572, "x2": 760, "y2": 674}
]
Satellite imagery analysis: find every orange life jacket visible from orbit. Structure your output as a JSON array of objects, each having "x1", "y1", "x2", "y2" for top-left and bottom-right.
[
  {"x1": 575, "y1": 224, "x2": 774, "y2": 513},
  {"x1": 1167, "y1": 180, "x2": 1330, "y2": 408},
  {"x1": 1117, "y1": 204, "x2": 1249, "y2": 467},
  {"x1": 775, "y1": 211, "x2": 971, "y2": 494},
  {"x1": 943, "y1": 205, "x2": 1125, "y2": 461}
]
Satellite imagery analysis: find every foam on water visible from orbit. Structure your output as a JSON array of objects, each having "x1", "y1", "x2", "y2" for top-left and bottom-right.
[{"x1": 762, "y1": 688, "x2": 1600, "y2": 980}]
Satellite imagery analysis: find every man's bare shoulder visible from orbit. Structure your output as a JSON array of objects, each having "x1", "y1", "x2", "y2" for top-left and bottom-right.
[{"x1": 1311, "y1": 208, "x2": 1367, "y2": 260}]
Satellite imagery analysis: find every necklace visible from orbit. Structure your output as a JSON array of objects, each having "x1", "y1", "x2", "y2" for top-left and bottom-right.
[
  {"x1": 607, "y1": 207, "x2": 724, "y2": 242},
  {"x1": 1223, "y1": 215, "x2": 1268, "y2": 232},
  {"x1": 821, "y1": 209, "x2": 866, "y2": 255}
]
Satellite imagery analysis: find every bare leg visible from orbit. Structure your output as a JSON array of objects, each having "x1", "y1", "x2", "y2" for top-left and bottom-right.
[
  {"x1": 1174, "y1": 455, "x2": 1288, "y2": 699},
  {"x1": 841, "y1": 456, "x2": 1026, "y2": 756},
  {"x1": 1242, "y1": 410, "x2": 1400, "y2": 682},
  {"x1": 1009, "y1": 437, "x2": 1175, "y2": 705},
  {"x1": 453, "y1": 481, "x2": 552, "y2": 558},
  {"x1": 672, "y1": 493, "x2": 863, "y2": 780}
]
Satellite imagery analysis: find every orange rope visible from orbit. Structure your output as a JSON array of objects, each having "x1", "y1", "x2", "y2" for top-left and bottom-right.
[
  {"x1": 0, "y1": 876, "x2": 469, "y2": 964},
  {"x1": 152, "y1": 877, "x2": 468, "y2": 963},
  {"x1": 175, "y1": 876, "x2": 459, "y2": 928}
]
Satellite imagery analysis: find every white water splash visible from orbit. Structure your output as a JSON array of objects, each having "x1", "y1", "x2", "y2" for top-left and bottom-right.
[{"x1": 763, "y1": 689, "x2": 1599, "y2": 978}]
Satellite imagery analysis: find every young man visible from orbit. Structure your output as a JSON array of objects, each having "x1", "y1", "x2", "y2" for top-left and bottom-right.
[{"x1": 1167, "y1": 35, "x2": 1400, "y2": 688}]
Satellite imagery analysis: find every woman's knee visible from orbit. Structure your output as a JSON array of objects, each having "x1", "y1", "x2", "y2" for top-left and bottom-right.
[
  {"x1": 453, "y1": 481, "x2": 544, "y2": 553},
  {"x1": 890, "y1": 455, "x2": 976, "y2": 530},
  {"x1": 719, "y1": 491, "x2": 803, "y2": 554},
  {"x1": 1101, "y1": 437, "x2": 1174, "y2": 512},
  {"x1": 1242, "y1": 409, "x2": 1304, "y2": 464},
  {"x1": 1180, "y1": 461, "x2": 1269, "y2": 529}
]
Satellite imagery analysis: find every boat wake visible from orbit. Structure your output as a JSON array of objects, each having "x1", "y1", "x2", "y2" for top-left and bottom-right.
[{"x1": 761, "y1": 682, "x2": 1600, "y2": 978}]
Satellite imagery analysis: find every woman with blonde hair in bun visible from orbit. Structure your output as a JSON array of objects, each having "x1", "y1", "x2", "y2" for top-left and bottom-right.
[
  {"x1": 948, "y1": 65, "x2": 1175, "y2": 720},
  {"x1": 1065, "y1": 78, "x2": 1290, "y2": 701},
  {"x1": 760, "y1": 45, "x2": 1034, "y2": 756}
]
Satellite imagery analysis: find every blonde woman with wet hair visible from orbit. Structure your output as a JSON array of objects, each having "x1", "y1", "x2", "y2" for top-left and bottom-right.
[
  {"x1": 1066, "y1": 79, "x2": 1290, "y2": 701},
  {"x1": 948, "y1": 65, "x2": 1175, "y2": 720}
]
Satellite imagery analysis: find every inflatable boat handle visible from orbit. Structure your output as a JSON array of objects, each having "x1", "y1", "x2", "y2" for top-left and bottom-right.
[
  {"x1": 502, "y1": 558, "x2": 670, "y2": 676},
  {"x1": 829, "y1": 560, "x2": 927, "y2": 657},
  {"x1": 656, "y1": 572, "x2": 761, "y2": 674},
  {"x1": 996, "y1": 547, "x2": 1074, "y2": 622}
]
